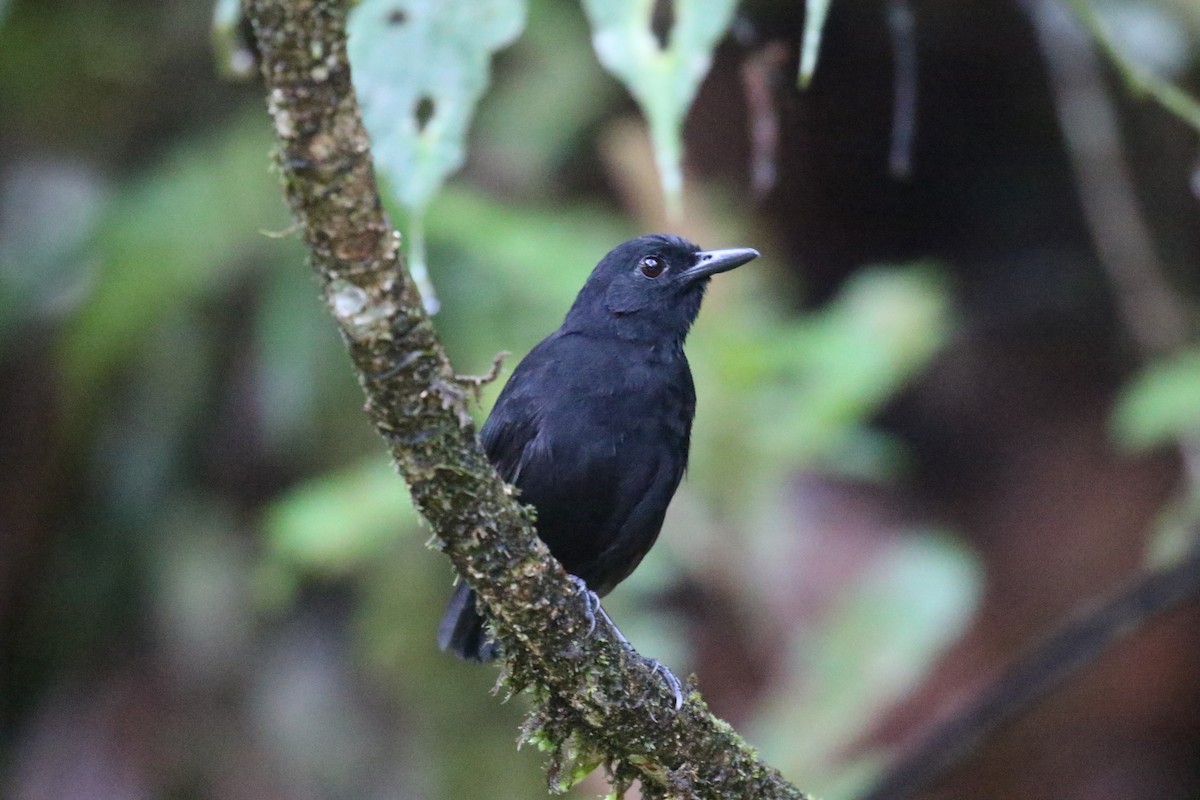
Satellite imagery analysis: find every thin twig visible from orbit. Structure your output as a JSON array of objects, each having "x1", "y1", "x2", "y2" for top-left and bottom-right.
[
  {"x1": 859, "y1": 541, "x2": 1200, "y2": 800},
  {"x1": 885, "y1": 0, "x2": 917, "y2": 179},
  {"x1": 741, "y1": 41, "x2": 788, "y2": 198},
  {"x1": 455, "y1": 350, "x2": 509, "y2": 401}
]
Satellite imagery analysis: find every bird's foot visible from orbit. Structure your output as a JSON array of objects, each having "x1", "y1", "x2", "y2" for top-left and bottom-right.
[
  {"x1": 562, "y1": 579, "x2": 680, "y2": 709},
  {"x1": 646, "y1": 658, "x2": 685, "y2": 712},
  {"x1": 568, "y1": 575, "x2": 602, "y2": 637}
]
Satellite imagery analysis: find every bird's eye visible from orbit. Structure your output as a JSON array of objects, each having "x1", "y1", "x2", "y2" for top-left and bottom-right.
[{"x1": 639, "y1": 256, "x2": 665, "y2": 278}]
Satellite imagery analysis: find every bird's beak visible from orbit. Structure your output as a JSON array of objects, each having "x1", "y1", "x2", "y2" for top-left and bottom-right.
[{"x1": 680, "y1": 247, "x2": 760, "y2": 284}]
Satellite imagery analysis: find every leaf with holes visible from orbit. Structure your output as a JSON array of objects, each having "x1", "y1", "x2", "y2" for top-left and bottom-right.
[
  {"x1": 347, "y1": 0, "x2": 526, "y2": 310},
  {"x1": 581, "y1": 0, "x2": 739, "y2": 218}
]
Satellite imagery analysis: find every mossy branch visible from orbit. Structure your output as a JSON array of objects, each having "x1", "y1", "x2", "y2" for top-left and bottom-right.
[{"x1": 240, "y1": 1, "x2": 808, "y2": 797}]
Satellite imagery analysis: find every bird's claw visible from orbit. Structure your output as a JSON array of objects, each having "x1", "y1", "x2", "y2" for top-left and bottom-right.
[
  {"x1": 564, "y1": 576, "x2": 680, "y2": 710},
  {"x1": 647, "y1": 658, "x2": 684, "y2": 711}
]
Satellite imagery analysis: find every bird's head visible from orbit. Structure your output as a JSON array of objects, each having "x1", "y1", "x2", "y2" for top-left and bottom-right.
[{"x1": 564, "y1": 234, "x2": 759, "y2": 341}]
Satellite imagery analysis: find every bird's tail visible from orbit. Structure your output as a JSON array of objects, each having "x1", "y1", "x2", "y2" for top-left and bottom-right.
[{"x1": 437, "y1": 582, "x2": 499, "y2": 662}]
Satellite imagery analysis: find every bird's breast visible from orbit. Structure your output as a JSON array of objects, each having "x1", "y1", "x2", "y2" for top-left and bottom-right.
[
  {"x1": 584, "y1": 352, "x2": 693, "y2": 443},
  {"x1": 535, "y1": 334, "x2": 695, "y2": 440}
]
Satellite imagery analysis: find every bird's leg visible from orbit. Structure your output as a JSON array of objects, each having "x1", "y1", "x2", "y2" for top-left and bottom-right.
[
  {"x1": 648, "y1": 660, "x2": 685, "y2": 712},
  {"x1": 567, "y1": 576, "x2": 684, "y2": 711},
  {"x1": 568, "y1": 575, "x2": 601, "y2": 637},
  {"x1": 594, "y1": 602, "x2": 630, "y2": 648},
  {"x1": 594, "y1": 603, "x2": 684, "y2": 712}
]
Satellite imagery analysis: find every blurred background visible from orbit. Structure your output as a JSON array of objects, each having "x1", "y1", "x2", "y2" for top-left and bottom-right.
[{"x1": 2, "y1": 0, "x2": 1200, "y2": 798}]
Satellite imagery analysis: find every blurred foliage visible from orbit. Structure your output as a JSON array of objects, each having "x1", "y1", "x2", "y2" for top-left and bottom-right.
[
  {"x1": 468, "y1": 0, "x2": 617, "y2": 193},
  {"x1": 1112, "y1": 347, "x2": 1200, "y2": 450},
  {"x1": 1072, "y1": 0, "x2": 1200, "y2": 132},
  {"x1": 0, "y1": 159, "x2": 104, "y2": 350},
  {"x1": 58, "y1": 116, "x2": 303, "y2": 428},
  {"x1": 211, "y1": 0, "x2": 255, "y2": 78},
  {"x1": 691, "y1": 265, "x2": 950, "y2": 505},
  {"x1": 798, "y1": 0, "x2": 833, "y2": 87},
  {"x1": 757, "y1": 532, "x2": 979, "y2": 799},
  {"x1": 262, "y1": 457, "x2": 418, "y2": 586}
]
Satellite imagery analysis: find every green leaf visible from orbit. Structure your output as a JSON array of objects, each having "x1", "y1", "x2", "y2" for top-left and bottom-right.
[
  {"x1": 348, "y1": 0, "x2": 527, "y2": 311},
  {"x1": 1112, "y1": 348, "x2": 1200, "y2": 450},
  {"x1": 555, "y1": 747, "x2": 605, "y2": 793},
  {"x1": 799, "y1": 0, "x2": 834, "y2": 87},
  {"x1": 263, "y1": 457, "x2": 419, "y2": 576},
  {"x1": 348, "y1": 0, "x2": 525, "y2": 213},
  {"x1": 581, "y1": 0, "x2": 739, "y2": 218}
]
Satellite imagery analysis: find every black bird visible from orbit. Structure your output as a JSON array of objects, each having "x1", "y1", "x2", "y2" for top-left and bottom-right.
[{"x1": 438, "y1": 233, "x2": 759, "y2": 663}]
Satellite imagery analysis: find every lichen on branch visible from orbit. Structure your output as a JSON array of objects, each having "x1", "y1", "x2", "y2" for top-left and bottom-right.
[{"x1": 240, "y1": 0, "x2": 808, "y2": 797}]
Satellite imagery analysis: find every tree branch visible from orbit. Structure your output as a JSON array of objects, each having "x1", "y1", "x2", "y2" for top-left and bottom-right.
[{"x1": 241, "y1": 1, "x2": 808, "y2": 797}]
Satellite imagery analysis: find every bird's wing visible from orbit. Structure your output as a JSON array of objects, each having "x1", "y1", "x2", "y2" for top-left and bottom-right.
[
  {"x1": 479, "y1": 333, "x2": 573, "y2": 480},
  {"x1": 478, "y1": 340, "x2": 622, "y2": 575},
  {"x1": 477, "y1": 334, "x2": 686, "y2": 593},
  {"x1": 588, "y1": 449, "x2": 684, "y2": 593},
  {"x1": 508, "y1": 417, "x2": 624, "y2": 580},
  {"x1": 480, "y1": 399, "x2": 538, "y2": 485}
]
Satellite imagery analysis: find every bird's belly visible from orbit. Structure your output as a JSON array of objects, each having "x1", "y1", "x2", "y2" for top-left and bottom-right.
[{"x1": 528, "y1": 413, "x2": 687, "y2": 594}]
